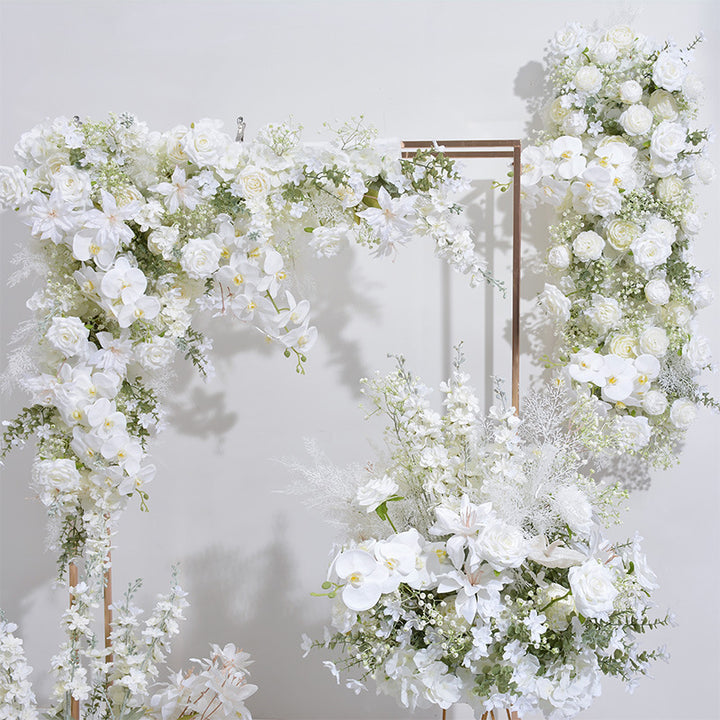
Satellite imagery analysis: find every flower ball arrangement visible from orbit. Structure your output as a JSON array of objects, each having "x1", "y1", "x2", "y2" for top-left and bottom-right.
[
  {"x1": 301, "y1": 352, "x2": 669, "y2": 719},
  {"x1": 522, "y1": 23, "x2": 716, "y2": 467}
]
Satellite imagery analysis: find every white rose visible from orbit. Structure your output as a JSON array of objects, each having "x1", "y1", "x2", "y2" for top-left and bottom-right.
[
  {"x1": 180, "y1": 237, "x2": 221, "y2": 279},
  {"x1": 148, "y1": 225, "x2": 180, "y2": 260},
  {"x1": 642, "y1": 390, "x2": 668, "y2": 415},
  {"x1": 619, "y1": 80, "x2": 643, "y2": 104},
  {"x1": 682, "y1": 212, "x2": 702, "y2": 235},
  {"x1": 615, "y1": 415, "x2": 652, "y2": 451},
  {"x1": 639, "y1": 327, "x2": 669, "y2": 357},
  {"x1": 692, "y1": 282, "x2": 714, "y2": 309},
  {"x1": 34, "y1": 458, "x2": 81, "y2": 507},
  {"x1": 644, "y1": 278, "x2": 671, "y2": 306},
  {"x1": 561, "y1": 111, "x2": 588, "y2": 136},
  {"x1": 619, "y1": 104, "x2": 653, "y2": 136},
  {"x1": 592, "y1": 41, "x2": 617, "y2": 65},
  {"x1": 656, "y1": 176, "x2": 685, "y2": 203},
  {"x1": 572, "y1": 230, "x2": 605, "y2": 262},
  {"x1": 52, "y1": 166, "x2": 91, "y2": 205},
  {"x1": 653, "y1": 50, "x2": 688, "y2": 92},
  {"x1": 683, "y1": 336, "x2": 712, "y2": 372},
  {"x1": 585, "y1": 294, "x2": 622, "y2": 334},
  {"x1": 608, "y1": 334, "x2": 638, "y2": 359},
  {"x1": 631, "y1": 233, "x2": 671, "y2": 272},
  {"x1": 551, "y1": 24, "x2": 587, "y2": 56},
  {"x1": 683, "y1": 74, "x2": 704, "y2": 100},
  {"x1": 0, "y1": 165, "x2": 30, "y2": 208},
  {"x1": 694, "y1": 157, "x2": 716, "y2": 184},
  {"x1": 553, "y1": 486, "x2": 594, "y2": 534},
  {"x1": 182, "y1": 118, "x2": 227, "y2": 167},
  {"x1": 648, "y1": 90, "x2": 679, "y2": 121},
  {"x1": 356, "y1": 475, "x2": 399, "y2": 513},
  {"x1": 539, "y1": 284, "x2": 571, "y2": 323},
  {"x1": 605, "y1": 24, "x2": 635, "y2": 51},
  {"x1": 664, "y1": 301, "x2": 692, "y2": 327},
  {"x1": 476, "y1": 519, "x2": 528, "y2": 570},
  {"x1": 569, "y1": 560, "x2": 618, "y2": 619},
  {"x1": 548, "y1": 244, "x2": 571, "y2": 269},
  {"x1": 669, "y1": 398, "x2": 697, "y2": 430},
  {"x1": 651, "y1": 122, "x2": 686, "y2": 162},
  {"x1": 574, "y1": 65, "x2": 603, "y2": 94},
  {"x1": 606, "y1": 219, "x2": 640, "y2": 251},
  {"x1": 47, "y1": 316, "x2": 89, "y2": 357},
  {"x1": 165, "y1": 125, "x2": 190, "y2": 164},
  {"x1": 136, "y1": 336, "x2": 177, "y2": 371}
]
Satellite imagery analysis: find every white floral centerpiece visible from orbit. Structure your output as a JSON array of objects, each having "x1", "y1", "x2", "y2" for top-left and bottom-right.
[
  {"x1": 521, "y1": 24, "x2": 715, "y2": 466},
  {"x1": 300, "y1": 352, "x2": 670, "y2": 718},
  {"x1": 0, "y1": 113, "x2": 494, "y2": 587}
]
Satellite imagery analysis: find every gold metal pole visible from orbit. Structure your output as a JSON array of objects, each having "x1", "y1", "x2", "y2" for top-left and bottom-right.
[
  {"x1": 68, "y1": 562, "x2": 80, "y2": 720},
  {"x1": 104, "y1": 550, "x2": 113, "y2": 665},
  {"x1": 511, "y1": 142, "x2": 522, "y2": 412}
]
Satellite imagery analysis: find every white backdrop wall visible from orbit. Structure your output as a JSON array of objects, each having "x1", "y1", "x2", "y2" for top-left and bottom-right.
[{"x1": 1, "y1": 1, "x2": 718, "y2": 719}]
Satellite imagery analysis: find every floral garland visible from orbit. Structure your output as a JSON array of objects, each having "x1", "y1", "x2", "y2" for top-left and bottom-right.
[
  {"x1": 300, "y1": 354, "x2": 669, "y2": 718},
  {"x1": 0, "y1": 113, "x2": 492, "y2": 582},
  {"x1": 0, "y1": 114, "x2": 494, "y2": 718},
  {"x1": 521, "y1": 24, "x2": 715, "y2": 466}
]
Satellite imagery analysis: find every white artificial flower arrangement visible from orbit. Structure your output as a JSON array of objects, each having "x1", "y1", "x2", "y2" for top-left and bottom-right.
[
  {"x1": 299, "y1": 351, "x2": 670, "y2": 719},
  {"x1": 522, "y1": 24, "x2": 716, "y2": 466},
  {"x1": 0, "y1": 114, "x2": 496, "y2": 719}
]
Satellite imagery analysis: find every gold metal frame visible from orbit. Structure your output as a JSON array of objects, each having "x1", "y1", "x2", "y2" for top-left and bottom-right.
[{"x1": 401, "y1": 139, "x2": 522, "y2": 411}]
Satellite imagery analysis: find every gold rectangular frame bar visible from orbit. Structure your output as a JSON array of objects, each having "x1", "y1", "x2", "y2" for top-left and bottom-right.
[{"x1": 401, "y1": 139, "x2": 522, "y2": 411}]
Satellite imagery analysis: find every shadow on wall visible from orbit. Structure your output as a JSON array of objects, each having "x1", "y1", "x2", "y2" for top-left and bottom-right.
[{"x1": 177, "y1": 514, "x2": 430, "y2": 720}]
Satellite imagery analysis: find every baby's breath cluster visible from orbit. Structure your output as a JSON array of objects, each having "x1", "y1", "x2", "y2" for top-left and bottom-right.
[
  {"x1": 302, "y1": 354, "x2": 668, "y2": 718},
  {"x1": 523, "y1": 24, "x2": 716, "y2": 466}
]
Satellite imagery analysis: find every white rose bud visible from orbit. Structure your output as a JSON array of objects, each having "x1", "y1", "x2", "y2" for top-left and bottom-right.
[
  {"x1": 574, "y1": 65, "x2": 604, "y2": 93},
  {"x1": 653, "y1": 50, "x2": 688, "y2": 92},
  {"x1": 639, "y1": 326, "x2": 669, "y2": 357},
  {"x1": 619, "y1": 80, "x2": 643, "y2": 104},
  {"x1": 642, "y1": 390, "x2": 668, "y2": 415},
  {"x1": 606, "y1": 219, "x2": 640, "y2": 251},
  {"x1": 47, "y1": 316, "x2": 89, "y2": 357},
  {"x1": 651, "y1": 122, "x2": 686, "y2": 162},
  {"x1": 656, "y1": 176, "x2": 685, "y2": 203},
  {"x1": 569, "y1": 560, "x2": 618, "y2": 619},
  {"x1": 620, "y1": 104, "x2": 653, "y2": 136},
  {"x1": 572, "y1": 230, "x2": 605, "y2": 261},
  {"x1": 648, "y1": 89, "x2": 679, "y2": 121},
  {"x1": 644, "y1": 278, "x2": 671, "y2": 306},
  {"x1": 548, "y1": 244, "x2": 571, "y2": 269},
  {"x1": 669, "y1": 398, "x2": 697, "y2": 430}
]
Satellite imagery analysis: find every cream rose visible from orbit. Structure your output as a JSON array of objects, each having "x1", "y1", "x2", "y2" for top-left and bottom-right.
[
  {"x1": 651, "y1": 122, "x2": 686, "y2": 162},
  {"x1": 238, "y1": 166, "x2": 271, "y2": 198},
  {"x1": 549, "y1": 97, "x2": 571, "y2": 125},
  {"x1": 539, "y1": 583, "x2": 576, "y2": 631},
  {"x1": 619, "y1": 80, "x2": 643, "y2": 104},
  {"x1": 642, "y1": 390, "x2": 668, "y2": 416},
  {"x1": 664, "y1": 301, "x2": 692, "y2": 326},
  {"x1": 572, "y1": 230, "x2": 605, "y2": 261},
  {"x1": 47, "y1": 316, "x2": 89, "y2": 357},
  {"x1": 606, "y1": 219, "x2": 640, "y2": 251},
  {"x1": 669, "y1": 398, "x2": 697, "y2": 430},
  {"x1": 653, "y1": 50, "x2": 688, "y2": 92},
  {"x1": 574, "y1": 65, "x2": 603, "y2": 94},
  {"x1": 648, "y1": 90, "x2": 679, "y2": 121},
  {"x1": 548, "y1": 244, "x2": 571, "y2": 269},
  {"x1": 569, "y1": 560, "x2": 618, "y2": 619},
  {"x1": 165, "y1": 125, "x2": 189, "y2": 164},
  {"x1": 639, "y1": 327, "x2": 669, "y2": 358},
  {"x1": 619, "y1": 104, "x2": 653, "y2": 136},
  {"x1": 656, "y1": 175, "x2": 685, "y2": 203},
  {"x1": 605, "y1": 24, "x2": 635, "y2": 51},
  {"x1": 608, "y1": 334, "x2": 638, "y2": 359},
  {"x1": 644, "y1": 278, "x2": 671, "y2": 306}
]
